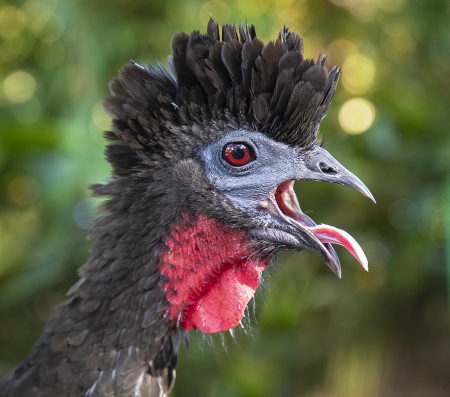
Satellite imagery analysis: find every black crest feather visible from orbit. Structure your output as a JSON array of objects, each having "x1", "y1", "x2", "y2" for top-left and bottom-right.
[{"x1": 105, "y1": 18, "x2": 340, "y2": 155}]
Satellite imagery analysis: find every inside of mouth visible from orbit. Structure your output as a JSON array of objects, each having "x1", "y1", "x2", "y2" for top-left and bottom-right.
[
  {"x1": 275, "y1": 181, "x2": 315, "y2": 227},
  {"x1": 274, "y1": 180, "x2": 368, "y2": 272}
]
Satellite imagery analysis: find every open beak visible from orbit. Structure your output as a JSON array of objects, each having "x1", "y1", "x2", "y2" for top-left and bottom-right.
[{"x1": 269, "y1": 146, "x2": 374, "y2": 278}]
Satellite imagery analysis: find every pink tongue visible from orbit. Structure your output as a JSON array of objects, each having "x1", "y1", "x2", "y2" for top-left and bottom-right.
[{"x1": 308, "y1": 224, "x2": 368, "y2": 271}]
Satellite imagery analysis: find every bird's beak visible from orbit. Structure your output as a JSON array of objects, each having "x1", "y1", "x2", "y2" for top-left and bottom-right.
[
  {"x1": 263, "y1": 145, "x2": 375, "y2": 278},
  {"x1": 299, "y1": 145, "x2": 375, "y2": 203}
]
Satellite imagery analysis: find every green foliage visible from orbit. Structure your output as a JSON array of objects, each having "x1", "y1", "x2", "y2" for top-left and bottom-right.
[{"x1": 0, "y1": 0, "x2": 449, "y2": 395}]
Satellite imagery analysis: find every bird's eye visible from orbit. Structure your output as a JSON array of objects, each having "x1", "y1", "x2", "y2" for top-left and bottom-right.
[{"x1": 222, "y1": 143, "x2": 253, "y2": 166}]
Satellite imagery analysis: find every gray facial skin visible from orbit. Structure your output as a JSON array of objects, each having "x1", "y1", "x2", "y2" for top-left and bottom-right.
[{"x1": 201, "y1": 129, "x2": 373, "y2": 210}]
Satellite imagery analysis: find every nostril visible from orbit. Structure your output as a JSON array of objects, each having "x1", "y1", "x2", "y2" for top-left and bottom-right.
[{"x1": 319, "y1": 162, "x2": 337, "y2": 175}]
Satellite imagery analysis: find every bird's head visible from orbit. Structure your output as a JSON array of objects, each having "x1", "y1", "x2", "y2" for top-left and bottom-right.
[{"x1": 99, "y1": 19, "x2": 374, "y2": 334}]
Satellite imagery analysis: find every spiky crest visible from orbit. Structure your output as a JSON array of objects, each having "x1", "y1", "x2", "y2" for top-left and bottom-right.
[{"x1": 103, "y1": 18, "x2": 340, "y2": 165}]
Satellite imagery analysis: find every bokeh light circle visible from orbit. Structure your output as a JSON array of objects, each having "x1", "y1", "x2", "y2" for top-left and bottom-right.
[
  {"x1": 4, "y1": 71, "x2": 37, "y2": 103},
  {"x1": 339, "y1": 98, "x2": 375, "y2": 134}
]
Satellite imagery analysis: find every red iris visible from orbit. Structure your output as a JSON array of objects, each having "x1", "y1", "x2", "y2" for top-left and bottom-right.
[{"x1": 223, "y1": 143, "x2": 252, "y2": 166}]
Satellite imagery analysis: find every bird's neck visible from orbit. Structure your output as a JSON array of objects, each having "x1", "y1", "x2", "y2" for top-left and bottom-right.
[
  {"x1": 159, "y1": 213, "x2": 269, "y2": 334},
  {"x1": 7, "y1": 210, "x2": 268, "y2": 395}
]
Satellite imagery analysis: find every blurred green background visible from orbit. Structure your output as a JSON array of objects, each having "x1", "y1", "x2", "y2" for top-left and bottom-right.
[{"x1": 0, "y1": 0, "x2": 449, "y2": 396}]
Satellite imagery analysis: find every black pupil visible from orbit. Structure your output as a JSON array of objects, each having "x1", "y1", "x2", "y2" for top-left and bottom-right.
[{"x1": 232, "y1": 146, "x2": 245, "y2": 160}]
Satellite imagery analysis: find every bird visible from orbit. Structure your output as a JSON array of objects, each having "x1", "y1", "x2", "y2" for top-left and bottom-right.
[{"x1": 0, "y1": 18, "x2": 374, "y2": 397}]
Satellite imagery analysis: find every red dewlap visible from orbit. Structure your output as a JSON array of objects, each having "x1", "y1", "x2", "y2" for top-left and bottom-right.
[{"x1": 159, "y1": 214, "x2": 268, "y2": 333}]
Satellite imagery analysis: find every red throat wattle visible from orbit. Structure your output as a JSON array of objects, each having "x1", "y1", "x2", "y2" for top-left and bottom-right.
[{"x1": 159, "y1": 214, "x2": 268, "y2": 333}]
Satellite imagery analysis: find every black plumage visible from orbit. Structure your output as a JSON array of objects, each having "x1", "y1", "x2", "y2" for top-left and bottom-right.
[{"x1": 0, "y1": 19, "x2": 371, "y2": 397}]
